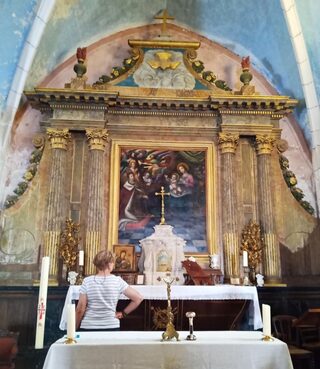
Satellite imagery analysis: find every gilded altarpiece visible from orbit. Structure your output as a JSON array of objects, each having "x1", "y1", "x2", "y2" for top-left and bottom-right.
[{"x1": 3, "y1": 24, "x2": 310, "y2": 286}]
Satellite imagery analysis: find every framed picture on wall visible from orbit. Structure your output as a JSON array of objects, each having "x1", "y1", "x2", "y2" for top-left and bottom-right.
[
  {"x1": 108, "y1": 140, "x2": 216, "y2": 256},
  {"x1": 113, "y1": 244, "x2": 135, "y2": 272}
]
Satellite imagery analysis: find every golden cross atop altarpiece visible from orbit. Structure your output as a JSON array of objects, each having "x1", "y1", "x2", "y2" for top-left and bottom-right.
[
  {"x1": 155, "y1": 186, "x2": 170, "y2": 225},
  {"x1": 154, "y1": 9, "x2": 175, "y2": 36}
]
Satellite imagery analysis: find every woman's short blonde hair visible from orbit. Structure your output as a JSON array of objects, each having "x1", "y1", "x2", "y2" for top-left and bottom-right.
[{"x1": 93, "y1": 250, "x2": 115, "y2": 271}]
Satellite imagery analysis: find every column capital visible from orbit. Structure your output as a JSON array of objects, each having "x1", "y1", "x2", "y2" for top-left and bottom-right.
[
  {"x1": 255, "y1": 134, "x2": 275, "y2": 155},
  {"x1": 47, "y1": 128, "x2": 71, "y2": 150},
  {"x1": 86, "y1": 128, "x2": 109, "y2": 151},
  {"x1": 218, "y1": 132, "x2": 239, "y2": 154}
]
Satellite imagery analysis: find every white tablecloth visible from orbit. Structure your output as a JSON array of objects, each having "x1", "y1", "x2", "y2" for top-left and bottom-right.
[
  {"x1": 43, "y1": 331, "x2": 293, "y2": 369},
  {"x1": 59, "y1": 285, "x2": 262, "y2": 330}
]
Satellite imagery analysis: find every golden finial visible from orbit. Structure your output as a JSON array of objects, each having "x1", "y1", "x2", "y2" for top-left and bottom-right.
[{"x1": 154, "y1": 9, "x2": 175, "y2": 36}]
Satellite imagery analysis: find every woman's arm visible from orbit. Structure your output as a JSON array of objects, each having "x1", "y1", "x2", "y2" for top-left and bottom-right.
[
  {"x1": 76, "y1": 293, "x2": 87, "y2": 329},
  {"x1": 117, "y1": 287, "x2": 143, "y2": 318}
]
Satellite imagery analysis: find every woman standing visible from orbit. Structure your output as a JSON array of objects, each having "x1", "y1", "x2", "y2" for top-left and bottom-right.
[{"x1": 76, "y1": 250, "x2": 143, "y2": 331}]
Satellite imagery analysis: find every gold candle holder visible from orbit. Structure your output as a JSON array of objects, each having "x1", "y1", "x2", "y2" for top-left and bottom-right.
[
  {"x1": 64, "y1": 337, "x2": 77, "y2": 344},
  {"x1": 161, "y1": 275, "x2": 179, "y2": 341},
  {"x1": 262, "y1": 335, "x2": 274, "y2": 342}
]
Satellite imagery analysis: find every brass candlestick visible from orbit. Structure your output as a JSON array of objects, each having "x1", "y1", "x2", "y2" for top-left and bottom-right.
[
  {"x1": 161, "y1": 275, "x2": 179, "y2": 341},
  {"x1": 186, "y1": 312, "x2": 196, "y2": 340},
  {"x1": 64, "y1": 337, "x2": 77, "y2": 344}
]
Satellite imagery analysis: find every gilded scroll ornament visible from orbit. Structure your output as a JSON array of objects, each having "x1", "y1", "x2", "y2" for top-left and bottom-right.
[
  {"x1": 85, "y1": 128, "x2": 109, "y2": 151},
  {"x1": 255, "y1": 135, "x2": 275, "y2": 155},
  {"x1": 218, "y1": 133, "x2": 239, "y2": 154},
  {"x1": 47, "y1": 128, "x2": 71, "y2": 150}
]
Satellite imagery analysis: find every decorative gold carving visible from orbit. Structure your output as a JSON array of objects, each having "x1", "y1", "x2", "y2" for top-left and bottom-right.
[
  {"x1": 85, "y1": 128, "x2": 108, "y2": 151},
  {"x1": 59, "y1": 218, "x2": 81, "y2": 271},
  {"x1": 147, "y1": 51, "x2": 180, "y2": 70},
  {"x1": 218, "y1": 132, "x2": 239, "y2": 154},
  {"x1": 151, "y1": 306, "x2": 178, "y2": 329},
  {"x1": 154, "y1": 9, "x2": 175, "y2": 36},
  {"x1": 47, "y1": 128, "x2": 71, "y2": 150},
  {"x1": 255, "y1": 135, "x2": 275, "y2": 155},
  {"x1": 128, "y1": 40, "x2": 200, "y2": 50},
  {"x1": 32, "y1": 134, "x2": 45, "y2": 148},
  {"x1": 240, "y1": 220, "x2": 264, "y2": 284}
]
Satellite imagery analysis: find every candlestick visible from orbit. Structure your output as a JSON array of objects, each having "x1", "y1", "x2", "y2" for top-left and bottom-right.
[
  {"x1": 243, "y1": 251, "x2": 248, "y2": 267},
  {"x1": 262, "y1": 304, "x2": 273, "y2": 341},
  {"x1": 79, "y1": 250, "x2": 84, "y2": 266},
  {"x1": 35, "y1": 256, "x2": 50, "y2": 349},
  {"x1": 65, "y1": 303, "x2": 77, "y2": 344},
  {"x1": 186, "y1": 312, "x2": 196, "y2": 340}
]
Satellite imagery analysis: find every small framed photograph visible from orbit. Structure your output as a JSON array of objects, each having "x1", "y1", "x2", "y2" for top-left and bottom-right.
[
  {"x1": 113, "y1": 244, "x2": 135, "y2": 271},
  {"x1": 136, "y1": 274, "x2": 145, "y2": 285}
]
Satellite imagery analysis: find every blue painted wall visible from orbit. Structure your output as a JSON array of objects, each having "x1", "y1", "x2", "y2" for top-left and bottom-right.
[{"x1": 0, "y1": 0, "x2": 38, "y2": 112}]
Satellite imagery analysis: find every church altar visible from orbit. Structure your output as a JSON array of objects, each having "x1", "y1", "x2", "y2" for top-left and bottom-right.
[
  {"x1": 59, "y1": 285, "x2": 262, "y2": 330},
  {"x1": 43, "y1": 331, "x2": 293, "y2": 369}
]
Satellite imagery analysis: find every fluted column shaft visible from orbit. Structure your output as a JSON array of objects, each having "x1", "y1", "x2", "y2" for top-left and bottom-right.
[
  {"x1": 85, "y1": 129, "x2": 108, "y2": 275},
  {"x1": 255, "y1": 135, "x2": 281, "y2": 283},
  {"x1": 44, "y1": 128, "x2": 71, "y2": 279},
  {"x1": 218, "y1": 133, "x2": 240, "y2": 280}
]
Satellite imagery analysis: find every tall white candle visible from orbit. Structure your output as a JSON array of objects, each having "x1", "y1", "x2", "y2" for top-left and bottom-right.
[
  {"x1": 79, "y1": 250, "x2": 84, "y2": 266},
  {"x1": 262, "y1": 304, "x2": 271, "y2": 337},
  {"x1": 35, "y1": 256, "x2": 50, "y2": 349},
  {"x1": 243, "y1": 251, "x2": 248, "y2": 267},
  {"x1": 67, "y1": 303, "x2": 76, "y2": 339}
]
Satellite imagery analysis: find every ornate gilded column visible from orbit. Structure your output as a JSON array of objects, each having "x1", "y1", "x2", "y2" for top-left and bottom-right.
[
  {"x1": 85, "y1": 128, "x2": 108, "y2": 275},
  {"x1": 255, "y1": 134, "x2": 281, "y2": 283},
  {"x1": 218, "y1": 132, "x2": 240, "y2": 281},
  {"x1": 44, "y1": 128, "x2": 71, "y2": 280}
]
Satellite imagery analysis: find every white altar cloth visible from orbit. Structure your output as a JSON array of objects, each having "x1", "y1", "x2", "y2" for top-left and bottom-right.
[
  {"x1": 59, "y1": 285, "x2": 262, "y2": 330},
  {"x1": 43, "y1": 331, "x2": 293, "y2": 369}
]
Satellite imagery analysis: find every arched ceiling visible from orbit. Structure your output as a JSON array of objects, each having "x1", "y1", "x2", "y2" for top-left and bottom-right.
[{"x1": 1, "y1": 0, "x2": 319, "y2": 147}]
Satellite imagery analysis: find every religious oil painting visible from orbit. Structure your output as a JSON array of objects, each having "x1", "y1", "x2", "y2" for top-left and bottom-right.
[
  {"x1": 113, "y1": 244, "x2": 135, "y2": 272},
  {"x1": 109, "y1": 142, "x2": 215, "y2": 254}
]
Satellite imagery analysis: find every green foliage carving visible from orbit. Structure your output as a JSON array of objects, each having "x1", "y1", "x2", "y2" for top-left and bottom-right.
[{"x1": 279, "y1": 154, "x2": 314, "y2": 215}]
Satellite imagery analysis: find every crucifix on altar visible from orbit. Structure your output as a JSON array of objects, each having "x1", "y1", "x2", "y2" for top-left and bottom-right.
[
  {"x1": 139, "y1": 187, "x2": 186, "y2": 285},
  {"x1": 155, "y1": 186, "x2": 170, "y2": 225}
]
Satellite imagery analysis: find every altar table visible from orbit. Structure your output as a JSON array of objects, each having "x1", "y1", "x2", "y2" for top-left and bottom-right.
[
  {"x1": 59, "y1": 285, "x2": 262, "y2": 330},
  {"x1": 43, "y1": 331, "x2": 293, "y2": 369}
]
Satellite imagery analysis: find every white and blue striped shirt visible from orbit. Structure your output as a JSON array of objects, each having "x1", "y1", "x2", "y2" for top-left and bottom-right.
[{"x1": 79, "y1": 274, "x2": 128, "y2": 329}]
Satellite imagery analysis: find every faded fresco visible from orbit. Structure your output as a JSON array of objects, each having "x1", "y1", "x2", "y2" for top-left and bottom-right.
[{"x1": 118, "y1": 148, "x2": 207, "y2": 253}]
